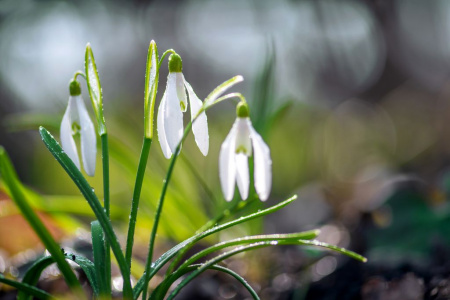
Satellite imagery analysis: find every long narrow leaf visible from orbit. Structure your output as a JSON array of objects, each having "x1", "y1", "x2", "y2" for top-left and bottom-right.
[
  {"x1": 91, "y1": 221, "x2": 108, "y2": 296},
  {"x1": 177, "y1": 230, "x2": 320, "y2": 271},
  {"x1": 167, "y1": 238, "x2": 366, "y2": 299},
  {"x1": 0, "y1": 274, "x2": 56, "y2": 300},
  {"x1": 133, "y1": 195, "x2": 297, "y2": 299},
  {"x1": 19, "y1": 256, "x2": 55, "y2": 300},
  {"x1": 163, "y1": 237, "x2": 366, "y2": 299},
  {"x1": 19, "y1": 253, "x2": 99, "y2": 299},
  {"x1": 39, "y1": 127, "x2": 132, "y2": 299},
  {"x1": 166, "y1": 241, "x2": 290, "y2": 299},
  {"x1": 153, "y1": 264, "x2": 259, "y2": 300},
  {"x1": 297, "y1": 240, "x2": 367, "y2": 263},
  {"x1": 0, "y1": 147, "x2": 83, "y2": 298}
]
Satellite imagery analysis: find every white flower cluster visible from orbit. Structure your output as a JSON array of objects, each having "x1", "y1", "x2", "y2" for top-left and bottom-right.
[{"x1": 60, "y1": 54, "x2": 272, "y2": 201}]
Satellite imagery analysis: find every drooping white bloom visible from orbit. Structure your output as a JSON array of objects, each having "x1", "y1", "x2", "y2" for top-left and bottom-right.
[
  {"x1": 219, "y1": 115, "x2": 272, "y2": 201},
  {"x1": 60, "y1": 95, "x2": 97, "y2": 176},
  {"x1": 157, "y1": 71, "x2": 209, "y2": 159}
]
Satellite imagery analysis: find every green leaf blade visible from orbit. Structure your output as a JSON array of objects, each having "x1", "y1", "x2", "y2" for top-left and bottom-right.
[
  {"x1": 299, "y1": 240, "x2": 367, "y2": 263},
  {"x1": 19, "y1": 253, "x2": 99, "y2": 299},
  {"x1": 177, "y1": 230, "x2": 320, "y2": 271},
  {"x1": 91, "y1": 221, "x2": 108, "y2": 296},
  {"x1": 133, "y1": 195, "x2": 297, "y2": 299},
  {"x1": 38, "y1": 127, "x2": 132, "y2": 299},
  {"x1": 0, "y1": 273, "x2": 56, "y2": 300},
  {"x1": 0, "y1": 147, "x2": 84, "y2": 298}
]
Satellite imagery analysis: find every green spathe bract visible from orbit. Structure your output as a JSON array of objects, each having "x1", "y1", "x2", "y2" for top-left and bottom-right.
[
  {"x1": 0, "y1": 39, "x2": 366, "y2": 300},
  {"x1": 85, "y1": 43, "x2": 106, "y2": 136}
]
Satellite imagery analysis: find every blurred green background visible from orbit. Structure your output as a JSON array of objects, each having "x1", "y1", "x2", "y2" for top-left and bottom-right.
[{"x1": 2, "y1": 0, "x2": 450, "y2": 299}]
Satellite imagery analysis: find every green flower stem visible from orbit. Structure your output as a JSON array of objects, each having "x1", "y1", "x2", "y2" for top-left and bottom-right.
[
  {"x1": 126, "y1": 44, "x2": 173, "y2": 270},
  {"x1": 141, "y1": 122, "x2": 193, "y2": 300},
  {"x1": 0, "y1": 274, "x2": 57, "y2": 300},
  {"x1": 159, "y1": 49, "x2": 176, "y2": 67},
  {"x1": 39, "y1": 128, "x2": 132, "y2": 299},
  {"x1": 101, "y1": 133, "x2": 112, "y2": 295},
  {"x1": 125, "y1": 137, "x2": 152, "y2": 267},
  {"x1": 0, "y1": 148, "x2": 85, "y2": 299},
  {"x1": 133, "y1": 195, "x2": 298, "y2": 299},
  {"x1": 73, "y1": 70, "x2": 86, "y2": 81}
]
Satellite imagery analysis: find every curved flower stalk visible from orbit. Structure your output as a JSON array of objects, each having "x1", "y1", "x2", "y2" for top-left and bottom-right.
[
  {"x1": 157, "y1": 53, "x2": 209, "y2": 158},
  {"x1": 60, "y1": 79, "x2": 97, "y2": 176},
  {"x1": 220, "y1": 101, "x2": 272, "y2": 201}
]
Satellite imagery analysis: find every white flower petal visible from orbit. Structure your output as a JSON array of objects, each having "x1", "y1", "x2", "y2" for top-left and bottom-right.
[
  {"x1": 219, "y1": 121, "x2": 238, "y2": 201},
  {"x1": 235, "y1": 153, "x2": 249, "y2": 200},
  {"x1": 76, "y1": 96, "x2": 97, "y2": 177},
  {"x1": 235, "y1": 118, "x2": 252, "y2": 156},
  {"x1": 165, "y1": 73, "x2": 184, "y2": 153},
  {"x1": 184, "y1": 78, "x2": 209, "y2": 156},
  {"x1": 60, "y1": 97, "x2": 81, "y2": 171},
  {"x1": 249, "y1": 126, "x2": 272, "y2": 201},
  {"x1": 157, "y1": 92, "x2": 173, "y2": 158},
  {"x1": 175, "y1": 73, "x2": 187, "y2": 112}
]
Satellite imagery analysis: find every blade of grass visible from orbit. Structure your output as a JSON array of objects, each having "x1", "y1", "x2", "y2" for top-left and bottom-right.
[
  {"x1": 166, "y1": 238, "x2": 366, "y2": 299},
  {"x1": 18, "y1": 256, "x2": 60, "y2": 300},
  {"x1": 297, "y1": 240, "x2": 368, "y2": 262},
  {"x1": 152, "y1": 264, "x2": 259, "y2": 300},
  {"x1": 0, "y1": 274, "x2": 56, "y2": 300},
  {"x1": 91, "y1": 221, "x2": 108, "y2": 297},
  {"x1": 39, "y1": 127, "x2": 132, "y2": 299},
  {"x1": 0, "y1": 147, "x2": 84, "y2": 299},
  {"x1": 177, "y1": 231, "x2": 320, "y2": 272},
  {"x1": 165, "y1": 241, "x2": 295, "y2": 299},
  {"x1": 159, "y1": 231, "x2": 319, "y2": 296},
  {"x1": 133, "y1": 195, "x2": 297, "y2": 299},
  {"x1": 19, "y1": 253, "x2": 99, "y2": 299}
]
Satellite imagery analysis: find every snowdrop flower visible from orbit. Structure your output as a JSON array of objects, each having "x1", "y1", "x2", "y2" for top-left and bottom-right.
[
  {"x1": 60, "y1": 79, "x2": 97, "y2": 176},
  {"x1": 157, "y1": 53, "x2": 208, "y2": 158},
  {"x1": 220, "y1": 102, "x2": 272, "y2": 201}
]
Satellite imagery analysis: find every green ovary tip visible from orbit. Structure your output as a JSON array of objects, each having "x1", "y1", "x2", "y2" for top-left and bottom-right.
[{"x1": 168, "y1": 53, "x2": 183, "y2": 73}]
